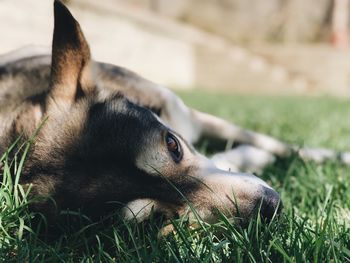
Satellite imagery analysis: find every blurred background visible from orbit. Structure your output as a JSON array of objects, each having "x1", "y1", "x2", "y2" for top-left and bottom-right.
[{"x1": 1, "y1": 0, "x2": 350, "y2": 96}]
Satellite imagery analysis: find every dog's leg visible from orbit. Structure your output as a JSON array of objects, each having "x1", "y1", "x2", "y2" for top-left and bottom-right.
[
  {"x1": 155, "y1": 90, "x2": 289, "y2": 157},
  {"x1": 142, "y1": 89, "x2": 349, "y2": 165},
  {"x1": 191, "y1": 110, "x2": 291, "y2": 156},
  {"x1": 189, "y1": 110, "x2": 350, "y2": 165}
]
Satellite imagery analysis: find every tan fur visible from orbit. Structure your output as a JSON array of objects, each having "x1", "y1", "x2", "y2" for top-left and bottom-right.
[{"x1": 0, "y1": 1, "x2": 283, "y2": 225}]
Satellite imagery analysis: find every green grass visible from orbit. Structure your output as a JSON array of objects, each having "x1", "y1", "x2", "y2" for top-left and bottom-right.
[{"x1": 1, "y1": 91, "x2": 350, "y2": 262}]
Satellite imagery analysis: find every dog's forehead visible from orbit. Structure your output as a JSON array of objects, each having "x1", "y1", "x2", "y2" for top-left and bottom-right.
[
  {"x1": 93, "y1": 94, "x2": 131, "y2": 114},
  {"x1": 89, "y1": 95, "x2": 155, "y2": 122},
  {"x1": 54, "y1": 96, "x2": 163, "y2": 167},
  {"x1": 79, "y1": 95, "x2": 165, "y2": 150}
]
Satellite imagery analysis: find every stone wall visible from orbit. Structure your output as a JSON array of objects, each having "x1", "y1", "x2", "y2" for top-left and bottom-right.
[
  {"x1": 1, "y1": 0, "x2": 350, "y2": 96},
  {"x1": 130, "y1": 0, "x2": 334, "y2": 43}
]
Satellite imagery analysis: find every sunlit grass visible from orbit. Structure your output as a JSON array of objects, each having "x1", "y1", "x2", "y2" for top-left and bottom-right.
[{"x1": 1, "y1": 91, "x2": 350, "y2": 262}]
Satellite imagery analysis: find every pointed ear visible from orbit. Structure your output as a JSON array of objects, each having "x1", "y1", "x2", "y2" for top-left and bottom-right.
[{"x1": 49, "y1": 0, "x2": 94, "y2": 109}]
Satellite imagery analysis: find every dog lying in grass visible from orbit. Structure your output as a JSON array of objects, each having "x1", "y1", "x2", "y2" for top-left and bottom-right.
[{"x1": 11, "y1": 1, "x2": 345, "y2": 227}]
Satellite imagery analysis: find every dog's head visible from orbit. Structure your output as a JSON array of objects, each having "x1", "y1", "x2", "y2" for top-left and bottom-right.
[{"x1": 26, "y1": 1, "x2": 282, "y2": 223}]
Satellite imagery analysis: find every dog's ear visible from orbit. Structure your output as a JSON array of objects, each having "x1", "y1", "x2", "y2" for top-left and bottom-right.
[{"x1": 48, "y1": 1, "x2": 94, "y2": 110}]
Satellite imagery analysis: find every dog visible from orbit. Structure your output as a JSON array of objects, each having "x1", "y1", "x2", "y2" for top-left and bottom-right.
[{"x1": 7, "y1": 1, "x2": 346, "y2": 227}]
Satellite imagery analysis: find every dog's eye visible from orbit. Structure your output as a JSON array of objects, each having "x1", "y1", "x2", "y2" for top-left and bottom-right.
[{"x1": 165, "y1": 132, "x2": 183, "y2": 163}]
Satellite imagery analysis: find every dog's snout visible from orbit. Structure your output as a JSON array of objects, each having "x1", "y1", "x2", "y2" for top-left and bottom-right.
[
  {"x1": 259, "y1": 187, "x2": 283, "y2": 221},
  {"x1": 194, "y1": 162, "x2": 283, "y2": 223}
]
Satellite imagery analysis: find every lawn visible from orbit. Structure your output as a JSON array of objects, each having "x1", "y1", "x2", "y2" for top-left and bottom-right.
[{"x1": 1, "y1": 90, "x2": 350, "y2": 262}]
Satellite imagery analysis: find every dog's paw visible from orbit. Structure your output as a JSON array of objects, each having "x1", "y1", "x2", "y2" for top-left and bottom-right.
[
  {"x1": 340, "y1": 152, "x2": 350, "y2": 165},
  {"x1": 298, "y1": 147, "x2": 337, "y2": 163},
  {"x1": 121, "y1": 199, "x2": 157, "y2": 223},
  {"x1": 211, "y1": 145, "x2": 276, "y2": 174}
]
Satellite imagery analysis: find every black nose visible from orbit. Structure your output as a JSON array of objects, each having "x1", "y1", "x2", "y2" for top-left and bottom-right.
[{"x1": 259, "y1": 187, "x2": 283, "y2": 221}]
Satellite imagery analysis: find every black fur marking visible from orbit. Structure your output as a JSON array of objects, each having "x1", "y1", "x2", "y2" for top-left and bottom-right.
[
  {"x1": 22, "y1": 96, "x2": 200, "y2": 221},
  {"x1": 147, "y1": 106, "x2": 162, "y2": 116}
]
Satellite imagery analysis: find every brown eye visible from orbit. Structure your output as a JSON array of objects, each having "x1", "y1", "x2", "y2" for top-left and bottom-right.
[{"x1": 165, "y1": 132, "x2": 183, "y2": 163}]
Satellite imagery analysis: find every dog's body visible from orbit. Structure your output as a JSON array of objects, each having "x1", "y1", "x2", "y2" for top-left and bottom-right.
[{"x1": 3, "y1": 1, "x2": 345, "y2": 226}]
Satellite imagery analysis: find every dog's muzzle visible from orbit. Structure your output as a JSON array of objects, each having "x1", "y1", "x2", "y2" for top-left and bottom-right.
[{"x1": 194, "y1": 158, "x2": 283, "y2": 222}]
